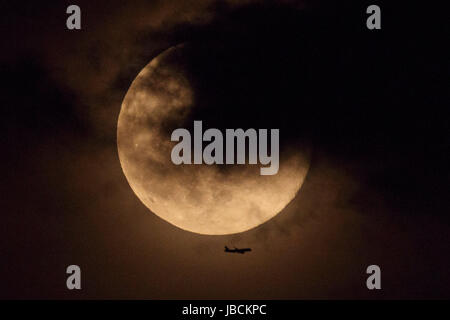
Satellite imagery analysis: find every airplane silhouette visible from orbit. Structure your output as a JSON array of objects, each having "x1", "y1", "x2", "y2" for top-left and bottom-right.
[{"x1": 224, "y1": 246, "x2": 252, "y2": 254}]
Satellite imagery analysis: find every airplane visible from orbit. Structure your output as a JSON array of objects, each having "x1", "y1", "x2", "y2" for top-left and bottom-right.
[{"x1": 224, "y1": 246, "x2": 252, "y2": 254}]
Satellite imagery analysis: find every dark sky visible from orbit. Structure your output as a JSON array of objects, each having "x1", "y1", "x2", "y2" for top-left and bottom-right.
[{"x1": 1, "y1": 0, "x2": 449, "y2": 299}]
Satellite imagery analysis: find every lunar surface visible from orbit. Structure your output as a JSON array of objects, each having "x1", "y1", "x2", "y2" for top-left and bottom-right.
[{"x1": 117, "y1": 45, "x2": 310, "y2": 235}]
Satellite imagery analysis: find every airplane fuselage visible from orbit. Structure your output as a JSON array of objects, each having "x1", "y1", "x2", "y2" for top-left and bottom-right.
[{"x1": 224, "y1": 247, "x2": 252, "y2": 254}]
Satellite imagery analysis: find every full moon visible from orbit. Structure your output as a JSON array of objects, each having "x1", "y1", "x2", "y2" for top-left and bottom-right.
[{"x1": 117, "y1": 45, "x2": 310, "y2": 235}]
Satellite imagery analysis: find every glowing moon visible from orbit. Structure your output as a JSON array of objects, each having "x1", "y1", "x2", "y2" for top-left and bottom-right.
[{"x1": 117, "y1": 45, "x2": 310, "y2": 235}]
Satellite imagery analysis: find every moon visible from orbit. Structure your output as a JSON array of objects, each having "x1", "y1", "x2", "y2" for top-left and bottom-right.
[{"x1": 117, "y1": 45, "x2": 310, "y2": 235}]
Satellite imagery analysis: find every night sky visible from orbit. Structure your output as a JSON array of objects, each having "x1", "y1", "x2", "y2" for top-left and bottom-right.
[{"x1": 1, "y1": 0, "x2": 449, "y2": 299}]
